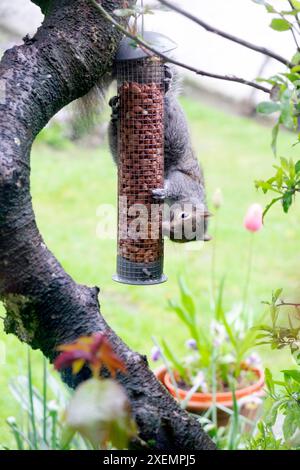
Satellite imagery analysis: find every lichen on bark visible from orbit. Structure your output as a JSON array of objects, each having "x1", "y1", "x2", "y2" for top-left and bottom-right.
[{"x1": 3, "y1": 294, "x2": 38, "y2": 345}]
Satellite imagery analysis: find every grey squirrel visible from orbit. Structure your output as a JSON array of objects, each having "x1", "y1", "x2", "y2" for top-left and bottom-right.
[{"x1": 108, "y1": 64, "x2": 211, "y2": 242}]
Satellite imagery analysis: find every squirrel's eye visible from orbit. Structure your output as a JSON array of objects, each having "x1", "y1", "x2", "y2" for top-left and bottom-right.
[{"x1": 181, "y1": 212, "x2": 190, "y2": 220}]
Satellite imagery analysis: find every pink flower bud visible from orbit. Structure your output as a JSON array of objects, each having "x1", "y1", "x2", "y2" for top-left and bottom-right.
[{"x1": 244, "y1": 204, "x2": 263, "y2": 232}]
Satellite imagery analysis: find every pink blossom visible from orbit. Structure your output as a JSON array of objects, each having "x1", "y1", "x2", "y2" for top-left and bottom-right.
[{"x1": 244, "y1": 204, "x2": 263, "y2": 232}]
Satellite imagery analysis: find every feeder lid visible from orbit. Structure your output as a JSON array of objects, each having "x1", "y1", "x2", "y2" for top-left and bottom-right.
[{"x1": 116, "y1": 31, "x2": 177, "y2": 61}]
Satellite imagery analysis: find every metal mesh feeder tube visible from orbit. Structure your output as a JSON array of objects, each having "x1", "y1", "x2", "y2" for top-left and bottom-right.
[{"x1": 112, "y1": 37, "x2": 171, "y2": 285}]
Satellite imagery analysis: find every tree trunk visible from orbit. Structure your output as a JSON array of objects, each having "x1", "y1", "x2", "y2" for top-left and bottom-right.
[{"x1": 0, "y1": 0, "x2": 215, "y2": 450}]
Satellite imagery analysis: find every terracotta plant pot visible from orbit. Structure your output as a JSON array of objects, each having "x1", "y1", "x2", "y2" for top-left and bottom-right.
[{"x1": 155, "y1": 365, "x2": 265, "y2": 427}]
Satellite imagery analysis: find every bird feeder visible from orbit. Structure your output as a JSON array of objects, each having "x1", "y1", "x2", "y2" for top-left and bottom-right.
[{"x1": 112, "y1": 32, "x2": 176, "y2": 285}]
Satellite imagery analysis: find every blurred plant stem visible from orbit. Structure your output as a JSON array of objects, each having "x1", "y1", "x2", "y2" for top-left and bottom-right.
[
  {"x1": 211, "y1": 212, "x2": 219, "y2": 306},
  {"x1": 242, "y1": 232, "x2": 254, "y2": 316},
  {"x1": 27, "y1": 348, "x2": 38, "y2": 450},
  {"x1": 211, "y1": 349, "x2": 218, "y2": 429},
  {"x1": 43, "y1": 357, "x2": 47, "y2": 444}
]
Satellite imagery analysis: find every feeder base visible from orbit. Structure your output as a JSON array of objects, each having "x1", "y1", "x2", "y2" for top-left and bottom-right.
[
  {"x1": 113, "y1": 256, "x2": 167, "y2": 286},
  {"x1": 112, "y1": 274, "x2": 167, "y2": 286}
]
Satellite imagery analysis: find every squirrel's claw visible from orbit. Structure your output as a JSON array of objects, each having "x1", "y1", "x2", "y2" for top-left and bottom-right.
[
  {"x1": 109, "y1": 95, "x2": 119, "y2": 121},
  {"x1": 109, "y1": 96, "x2": 119, "y2": 108},
  {"x1": 151, "y1": 188, "x2": 167, "y2": 200}
]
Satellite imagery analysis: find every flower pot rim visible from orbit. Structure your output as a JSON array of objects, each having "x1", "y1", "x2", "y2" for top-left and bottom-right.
[{"x1": 155, "y1": 365, "x2": 265, "y2": 410}]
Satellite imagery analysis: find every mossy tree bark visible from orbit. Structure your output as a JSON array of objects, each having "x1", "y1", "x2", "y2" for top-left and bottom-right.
[{"x1": 0, "y1": 0, "x2": 215, "y2": 450}]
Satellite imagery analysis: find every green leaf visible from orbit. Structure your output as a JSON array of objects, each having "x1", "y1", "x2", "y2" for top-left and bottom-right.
[
  {"x1": 295, "y1": 160, "x2": 300, "y2": 173},
  {"x1": 280, "y1": 156, "x2": 289, "y2": 171},
  {"x1": 280, "y1": 103, "x2": 295, "y2": 130},
  {"x1": 228, "y1": 384, "x2": 240, "y2": 450},
  {"x1": 275, "y1": 167, "x2": 283, "y2": 189},
  {"x1": 256, "y1": 341, "x2": 275, "y2": 346},
  {"x1": 284, "y1": 72, "x2": 300, "y2": 84},
  {"x1": 270, "y1": 301, "x2": 280, "y2": 328},
  {"x1": 60, "y1": 426, "x2": 76, "y2": 450},
  {"x1": 280, "y1": 9, "x2": 299, "y2": 16},
  {"x1": 113, "y1": 8, "x2": 136, "y2": 17},
  {"x1": 266, "y1": 5, "x2": 276, "y2": 13},
  {"x1": 257, "y1": 101, "x2": 281, "y2": 115},
  {"x1": 281, "y1": 369, "x2": 300, "y2": 384},
  {"x1": 281, "y1": 87, "x2": 293, "y2": 103},
  {"x1": 142, "y1": 5, "x2": 155, "y2": 15},
  {"x1": 273, "y1": 288, "x2": 283, "y2": 303},
  {"x1": 289, "y1": 157, "x2": 296, "y2": 179},
  {"x1": 282, "y1": 191, "x2": 293, "y2": 213},
  {"x1": 255, "y1": 333, "x2": 271, "y2": 339},
  {"x1": 66, "y1": 378, "x2": 137, "y2": 450},
  {"x1": 254, "y1": 324, "x2": 274, "y2": 332},
  {"x1": 291, "y1": 0, "x2": 300, "y2": 10},
  {"x1": 178, "y1": 277, "x2": 196, "y2": 320},
  {"x1": 168, "y1": 300, "x2": 192, "y2": 327},
  {"x1": 265, "y1": 400, "x2": 285, "y2": 427},
  {"x1": 255, "y1": 178, "x2": 279, "y2": 193},
  {"x1": 283, "y1": 411, "x2": 298, "y2": 440},
  {"x1": 215, "y1": 276, "x2": 225, "y2": 321},
  {"x1": 270, "y1": 18, "x2": 292, "y2": 31},
  {"x1": 216, "y1": 286, "x2": 238, "y2": 352},
  {"x1": 291, "y1": 65, "x2": 300, "y2": 73},
  {"x1": 238, "y1": 327, "x2": 259, "y2": 358},
  {"x1": 161, "y1": 339, "x2": 186, "y2": 379},
  {"x1": 265, "y1": 368, "x2": 275, "y2": 395},
  {"x1": 292, "y1": 51, "x2": 300, "y2": 65}
]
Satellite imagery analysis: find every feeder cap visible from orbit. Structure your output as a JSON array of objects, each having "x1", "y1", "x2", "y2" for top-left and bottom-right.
[{"x1": 116, "y1": 31, "x2": 177, "y2": 61}]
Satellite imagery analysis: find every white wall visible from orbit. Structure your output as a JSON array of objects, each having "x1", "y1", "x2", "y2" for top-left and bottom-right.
[
  {"x1": 146, "y1": 0, "x2": 295, "y2": 102},
  {"x1": 0, "y1": 0, "x2": 42, "y2": 38}
]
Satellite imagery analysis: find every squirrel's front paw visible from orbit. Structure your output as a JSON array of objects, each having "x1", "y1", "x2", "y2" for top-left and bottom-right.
[
  {"x1": 109, "y1": 96, "x2": 119, "y2": 121},
  {"x1": 151, "y1": 188, "x2": 167, "y2": 200}
]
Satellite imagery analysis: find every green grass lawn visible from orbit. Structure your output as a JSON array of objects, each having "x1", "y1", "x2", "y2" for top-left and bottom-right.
[{"x1": 0, "y1": 96, "x2": 299, "y2": 447}]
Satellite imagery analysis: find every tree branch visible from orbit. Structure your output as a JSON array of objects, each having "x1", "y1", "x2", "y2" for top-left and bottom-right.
[
  {"x1": 277, "y1": 301, "x2": 300, "y2": 308},
  {"x1": 158, "y1": 0, "x2": 294, "y2": 69},
  {"x1": 91, "y1": 0, "x2": 270, "y2": 94},
  {"x1": 0, "y1": 0, "x2": 214, "y2": 451}
]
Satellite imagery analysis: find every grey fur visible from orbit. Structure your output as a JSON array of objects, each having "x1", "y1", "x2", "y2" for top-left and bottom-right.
[{"x1": 108, "y1": 66, "x2": 209, "y2": 243}]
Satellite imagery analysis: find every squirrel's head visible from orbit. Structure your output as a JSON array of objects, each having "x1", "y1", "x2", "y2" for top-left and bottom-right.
[{"x1": 162, "y1": 201, "x2": 212, "y2": 243}]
